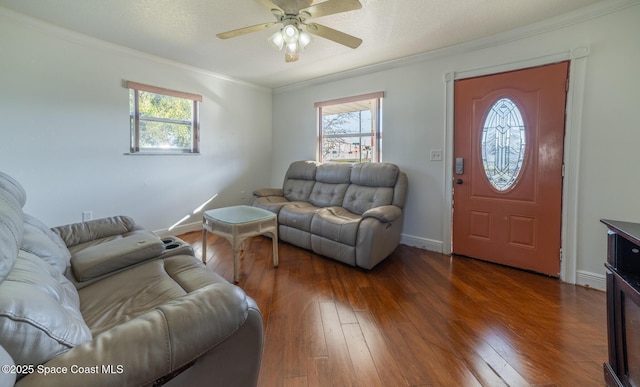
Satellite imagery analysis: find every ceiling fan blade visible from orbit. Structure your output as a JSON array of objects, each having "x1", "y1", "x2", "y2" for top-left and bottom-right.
[
  {"x1": 300, "y1": 0, "x2": 362, "y2": 19},
  {"x1": 305, "y1": 23, "x2": 362, "y2": 49},
  {"x1": 254, "y1": 0, "x2": 284, "y2": 14},
  {"x1": 216, "y1": 22, "x2": 277, "y2": 39}
]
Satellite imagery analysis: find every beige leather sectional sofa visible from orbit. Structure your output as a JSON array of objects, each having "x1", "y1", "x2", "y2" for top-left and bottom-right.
[
  {"x1": 251, "y1": 161, "x2": 408, "y2": 269},
  {"x1": 0, "y1": 172, "x2": 263, "y2": 386}
]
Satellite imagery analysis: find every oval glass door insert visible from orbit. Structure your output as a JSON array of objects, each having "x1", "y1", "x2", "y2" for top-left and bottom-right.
[{"x1": 481, "y1": 98, "x2": 526, "y2": 191}]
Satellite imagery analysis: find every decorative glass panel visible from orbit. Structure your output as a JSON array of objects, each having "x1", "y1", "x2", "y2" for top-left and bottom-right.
[{"x1": 481, "y1": 98, "x2": 526, "y2": 191}]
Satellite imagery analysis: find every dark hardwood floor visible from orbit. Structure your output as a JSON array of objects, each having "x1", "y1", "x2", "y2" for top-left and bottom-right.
[{"x1": 178, "y1": 231, "x2": 607, "y2": 387}]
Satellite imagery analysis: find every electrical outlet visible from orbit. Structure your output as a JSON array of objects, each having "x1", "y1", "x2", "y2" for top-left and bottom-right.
[
  {"x1": 430, "y1": 149, "x2": 443, "y2": 161},
  {"x1": 82, "y1": 211, "x2": 93, "y2": 221}
]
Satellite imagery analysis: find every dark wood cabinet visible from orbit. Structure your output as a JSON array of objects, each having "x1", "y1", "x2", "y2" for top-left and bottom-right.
[{"x1": 602, "y1": 219, "x2": 640, "y2": 387}]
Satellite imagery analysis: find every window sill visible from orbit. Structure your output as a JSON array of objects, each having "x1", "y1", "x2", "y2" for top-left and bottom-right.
[{"x1": 123, "y1": 152, "x2": 200, "y2": 156}]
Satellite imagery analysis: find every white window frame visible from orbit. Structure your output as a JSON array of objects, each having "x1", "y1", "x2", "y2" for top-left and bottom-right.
[
  {"x1": 127, "y1": 81, "x2": 202, "y2": 154},
  {"x1": 315, "y1": 91, "x2": 384, "y2": 163}
]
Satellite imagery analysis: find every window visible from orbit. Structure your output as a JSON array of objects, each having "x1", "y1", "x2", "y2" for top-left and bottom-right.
[
  {"x1": 315, "y1": 92, "x2": 383, "y2": 163},
  {"x1": 127, "y1": 81, "x2": 202, "y2": 154},
  {"x1": 481, "y1": 97, "x2": 526, "y2": 191}
]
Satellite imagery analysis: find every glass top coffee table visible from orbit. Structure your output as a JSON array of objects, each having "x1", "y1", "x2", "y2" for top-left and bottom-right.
[{"x1": 202, "y1": 205, "x2": 278, "y2": 282}]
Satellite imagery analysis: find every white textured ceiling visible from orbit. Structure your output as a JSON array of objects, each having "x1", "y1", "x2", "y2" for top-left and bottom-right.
[{"x1": 0, "y1": 0, "x2": 605, "y2": 88}]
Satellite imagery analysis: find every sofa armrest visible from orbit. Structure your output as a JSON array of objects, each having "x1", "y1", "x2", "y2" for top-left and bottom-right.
[
  {"x1": 16, "y1": 283, "x2": 254, "y2": 387},
  {"x1": 71, "y1": 232, "x2": 165, "y2": 282},
  {"x1": 253, "y1": 188, "x2": 283, "y2": 197},
  {"x1": 52, "y1": 216, "x2": 139, "y2": 248},
  {"x1": 362, "y1": 205, "x2": 402, "y2": 223}
]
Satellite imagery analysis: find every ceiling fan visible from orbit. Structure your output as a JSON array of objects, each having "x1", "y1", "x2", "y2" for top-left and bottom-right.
[{"x1": 217, "y1": 0, "x2": 363, "y2": 62}]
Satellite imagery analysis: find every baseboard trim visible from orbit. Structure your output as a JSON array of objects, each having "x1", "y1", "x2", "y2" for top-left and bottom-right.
[
  {"x1": 576, "y1": 270, "x2": 606, "y2": 291},
  {"x1": 153, "y1": 221, "x2": 201, "y2": 238},
  {"x1": 400, "y1": 234, "x2": 443, "y2": 253}
]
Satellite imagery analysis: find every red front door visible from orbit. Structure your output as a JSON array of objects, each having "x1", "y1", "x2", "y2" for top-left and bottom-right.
[{"x1": 452, "y1": 62, "x2": 569, "y2": 276}]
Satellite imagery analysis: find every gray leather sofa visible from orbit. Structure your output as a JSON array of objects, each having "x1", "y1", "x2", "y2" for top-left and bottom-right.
[
  {"x1": 251, "y1": 161, "x2": 408, "y2": 269},
  {"x1": 0, "y1": 172, "x2": 263, "y2": 386}
]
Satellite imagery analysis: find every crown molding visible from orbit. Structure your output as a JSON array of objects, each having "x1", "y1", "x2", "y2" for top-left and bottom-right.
[
  {"x1": 274, "y1": 0, "x2": 639, "y2": 93},
  {"x1": 2, "y1": 0, "x2": 636, "y2": 94}
]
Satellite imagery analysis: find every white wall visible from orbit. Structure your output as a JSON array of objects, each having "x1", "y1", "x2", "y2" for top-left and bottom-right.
[
  {"x1": 271, "y1": 1, "x2": 640, "y2": 290},
  {"x1": 2, "y1": 2, "x2": 638, "y2": 290},
  {"x1": 0, "y1": 9, "x2": 273, "y2": 235}
]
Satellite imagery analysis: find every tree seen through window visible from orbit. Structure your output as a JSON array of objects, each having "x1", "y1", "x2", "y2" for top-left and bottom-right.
[
  {"x1": 127, "y1": 81, "x2": 201, "y2": 153},
  {"x1": 317, "y1": 92, "x2": 382, "y2": 163}
]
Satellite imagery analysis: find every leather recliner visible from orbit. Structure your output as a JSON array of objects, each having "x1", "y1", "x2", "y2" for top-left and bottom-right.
[
  {"x1": 252, "y1": 161, "x2": 408, "y2": 269},
  {"x1": 0, "y1": 171, "x2": 263, "y2": 386}
]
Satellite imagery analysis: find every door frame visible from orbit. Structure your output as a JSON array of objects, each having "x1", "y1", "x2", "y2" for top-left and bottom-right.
[{"x1": 442, "y1": 46, "x2": 590, "y2": 284}]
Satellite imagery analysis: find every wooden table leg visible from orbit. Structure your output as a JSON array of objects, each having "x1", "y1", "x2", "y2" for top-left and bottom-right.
[
  {"x1": 232, "y1": 248, "x2": 240, "y2": 283},
  {"x1": 232, "y1": 236, "x2": 244, "y2": 283},
  {"x1": 270, "y1": 227, "x2": 279, "y2": 267},
  {"x1": 202, "y1": 228, "x2": 208, "y2": 263}
]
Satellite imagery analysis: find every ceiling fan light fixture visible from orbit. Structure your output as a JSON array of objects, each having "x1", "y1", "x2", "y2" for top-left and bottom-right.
[
  {"x1": 298, "y1": 30, "x2": 312, "y2": 49},
  {"x1": 282, "y1": 24, "x2": 299, "y2": 44},
  {"x1": 267, "y1": 22, "x2": 311, "y2": 62},
  {"x1": 285, "y1": 42, "x2": 299, "y2": 55},
  {"x1": 268, "y1": 30, "x2": 285, "y2": 50},
  {"x1": 217, "y1": 0, "x2": 363, "y2": 63}
]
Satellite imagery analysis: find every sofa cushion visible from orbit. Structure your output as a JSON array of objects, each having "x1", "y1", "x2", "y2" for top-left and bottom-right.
[
  {"x1": 21, "y1": 214, "x2": 71, "y2": 274},
  {"x1": 24, "y1": 214, "x2": 70, "y2": 259},
  {"x1": 53, "y1": 215, "x2": 137, "y2": 248},
  {"x1": 350, "y1": 162, "x2": 399, "y2": 187},
  {"x1": 0, "y1": 188, "x2": 23, "y2": 282},
  {"x1": 310, "y1": 207, "x2": 361, "y2": 246},
  {"x1": 0, "y1": 171, "x2": 27, "y2": 208},
  {"x1": 78, "y1": 255, "x2": 230, "y2": 335},
  {"x1": 0, "y1": 250, "x2": 92, "y2": 367},
  {"x1": 342, "y1": 185, "x2": 395, "y2": 215},
  {"x1": 315, "y1": 163, "x2": 352, "y2": 184},
  {"x1": 308, "y1": 182, "x2": 350, "y2": 208},
  {"x1": 307, "y1": 163, "x2": 351, "y2": 207},
  {"x1": 251, "y1": 195, "x2": 290, "y2": 214},
  {"x1": 67, "y1": 234, "x2": 126, "y2": 256},
  {"x1": 283, "y1": 179, "x2": 315, "y2": 202},
  {"x1": 71, "y1": 232, "x2": 166, "y2": 282},
  {"x1": 283, "y1": 161, "x2": 318, "y2": 202},
  {"x1": 279, "y1": 202, "x2": 320, "y2": 232},
  {"x1": 285, "y1": 160, "x2": 318, "y2": 181}
]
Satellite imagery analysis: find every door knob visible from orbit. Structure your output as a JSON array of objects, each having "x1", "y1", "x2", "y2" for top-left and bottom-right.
[{"x1": 455, "y1": 179, "x2": 463, "y2": 185}]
